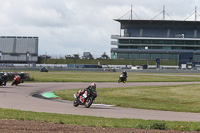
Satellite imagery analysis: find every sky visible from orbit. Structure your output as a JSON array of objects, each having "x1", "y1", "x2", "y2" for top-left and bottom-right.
[{"x1": 0, "y1": 0, "x2": 200, "y2": 58}]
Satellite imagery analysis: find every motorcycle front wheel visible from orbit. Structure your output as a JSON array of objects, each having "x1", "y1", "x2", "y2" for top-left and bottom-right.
[
  {"x1": 118, "y1": 78, "x2": 121, "y2": 83},
  {"x1": 73, "y1": 98, "x2": 79, "y2": 107},
  {"x1": 85, "y1": 97, "x2": 93, "y2": 108}
]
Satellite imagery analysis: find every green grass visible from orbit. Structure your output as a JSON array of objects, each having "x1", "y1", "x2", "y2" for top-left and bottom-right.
[
  {"x1": 39, "y1": 58, "x2": 178, "y2": 66},
  {"x1": 28, "y1": 71, "x2": 200, "y2": 82},
  {"x1": 1, "y1": 108, "x2": 200, "y2": 131},
  {"x1": 3, "y1": 70, "x2": 200, "y2": 131},
  {"x1": 54, "y1": 84, "x2": 200, "y2": 113}
]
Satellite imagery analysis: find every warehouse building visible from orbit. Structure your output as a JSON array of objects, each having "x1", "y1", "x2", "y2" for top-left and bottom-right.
[{"x1": 0, "y1": 36, "x2": 38, "y2": 63}]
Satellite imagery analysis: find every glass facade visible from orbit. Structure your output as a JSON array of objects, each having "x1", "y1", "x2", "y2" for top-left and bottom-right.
[
  {"x1": 111, "y1": 20, "x2": 200, "y2": 61},
  {"x1": 111, "y1": 52, "x2": 180, "y2": 60}
]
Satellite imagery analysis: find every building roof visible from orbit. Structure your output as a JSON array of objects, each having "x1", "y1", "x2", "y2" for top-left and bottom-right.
[{"x1": 114, "y1": 19, "x2": 200, "y2": 29}]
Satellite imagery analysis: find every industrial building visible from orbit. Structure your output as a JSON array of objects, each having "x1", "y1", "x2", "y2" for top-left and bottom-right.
[
  {"x1": 111, "y1": 7, "x2": 200, "y2": 65},
  {"x1": 0, "y1": 36, "x2": 38, "y2": 63}
]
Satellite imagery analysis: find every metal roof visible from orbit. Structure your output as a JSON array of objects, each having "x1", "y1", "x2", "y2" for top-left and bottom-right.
[{"x1": 114, "y1": 19, "x2": 200, "y2": 29}]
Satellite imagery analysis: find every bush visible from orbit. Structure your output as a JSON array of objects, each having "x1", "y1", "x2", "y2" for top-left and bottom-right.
[{"x1": 150, "y1": 122, "x2": 166, "y2": 130}]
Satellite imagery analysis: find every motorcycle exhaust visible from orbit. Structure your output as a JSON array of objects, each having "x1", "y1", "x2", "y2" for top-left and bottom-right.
[{"x1": 73, "y1": 94, "x2": 77, "y2": 98}]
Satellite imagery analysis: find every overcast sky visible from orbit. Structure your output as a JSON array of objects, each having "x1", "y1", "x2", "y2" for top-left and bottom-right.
[{"x1": 0, "y1": 0, "x2": 200, "y2": 58}]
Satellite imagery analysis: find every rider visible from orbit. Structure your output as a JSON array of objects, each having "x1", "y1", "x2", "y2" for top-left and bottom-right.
[
  {"x1": 2, "y1": 72, "x2": 8, "y2": 86},
  {"x1": 120, "y1": 70, "x2": 128, "y2": 80},
  {"x1": 78, "y1": 83, "x2": 97, "y2": 103},
  {"x1": 19, "y1": 72, "x2": 25, "y2": 83}
]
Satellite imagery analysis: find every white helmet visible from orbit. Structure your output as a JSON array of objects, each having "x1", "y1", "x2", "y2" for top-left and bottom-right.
[{"x1": 91, "y1": 82, "x2": 96, "y2": 89}]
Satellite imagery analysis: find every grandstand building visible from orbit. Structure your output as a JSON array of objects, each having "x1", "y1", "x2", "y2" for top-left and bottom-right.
[
  {"x1": 0, "y1": 36, "x2": 38, "y2": 63},
  {"x1": 111, "y1": 9, "x2": 200, "y2": 64}
]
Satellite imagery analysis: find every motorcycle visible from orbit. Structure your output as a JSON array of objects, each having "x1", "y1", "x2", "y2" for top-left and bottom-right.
[
  {"x1": 11, "y1": 75, "x2": 21, "y2": 86},
  {"x1": 40, "y1": 67, "x2": 48, "y2": 72},
  {"x1": 73, "y1": 88, "x2": 97, "y2": 108},
  {"x1": 0, "y1": 74, "x2": 7, "y2": 86},
  {"x1": 118, "y1": 74, "x2": 127, "y2": 83}
]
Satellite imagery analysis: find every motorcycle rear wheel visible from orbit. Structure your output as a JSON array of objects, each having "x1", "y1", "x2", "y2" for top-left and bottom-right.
[{"x1": 85, "y1": 97, "x2": 93, "y2": 108}]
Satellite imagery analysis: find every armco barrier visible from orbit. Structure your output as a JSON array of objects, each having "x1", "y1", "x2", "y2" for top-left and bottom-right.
[{"x1": 0, "y1": 67, "x2": 200, "y2": 73}]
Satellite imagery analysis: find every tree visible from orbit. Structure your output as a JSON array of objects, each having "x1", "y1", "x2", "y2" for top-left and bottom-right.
[
  {"x1": 100, "y1": 52, "x2": 109, "y2": 60},
  {"x1": 73, "y1": 54, "x2": 80, "y2": 59}
]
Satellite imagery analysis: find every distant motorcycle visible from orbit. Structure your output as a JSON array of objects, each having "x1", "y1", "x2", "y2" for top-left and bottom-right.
[
  {"x1": 118, "y1": 74, "x2": 127, "y2": 83},
  {"x1": 40, "y1": 67, "x2": 48, "y2": 72},
  {"x1": 73, "y1": 88, "x2": 97, "y2": 108},
  {"x1": 11, "y1": 75, "x2": 21, "y2": 86}
]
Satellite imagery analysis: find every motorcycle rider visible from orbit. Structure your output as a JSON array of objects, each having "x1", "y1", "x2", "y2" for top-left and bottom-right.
[
  {"x1": 78, "y1": 83, "x2": 97, "y2": 103},
  {"x1": 120, "y1": 70, "x2": 128, "y2": 81},
  {"x1": 19, "y1": 72, "x2": 25, "y2": 83},
  {"x1": 2, "y1": 72, "x2": 8, "y2": 86},
  {"x1": 0, "y1": 72, "x2": 8, "y2": 86}
]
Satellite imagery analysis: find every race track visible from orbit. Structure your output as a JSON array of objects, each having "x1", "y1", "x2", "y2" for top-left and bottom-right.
[{"x1": 0, "y1": 82, "x2": 200, "y2": 122}]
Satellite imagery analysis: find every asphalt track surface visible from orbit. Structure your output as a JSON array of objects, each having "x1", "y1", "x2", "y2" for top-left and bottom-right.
[{"x1": 0, "y1": 82, "x2": 200, "y2": 122}]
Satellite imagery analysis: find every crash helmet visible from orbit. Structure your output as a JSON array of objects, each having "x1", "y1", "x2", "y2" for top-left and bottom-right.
[
  {"x1": 3, "y1": 72, "x2": 7, "y2": 76},
  {"x1": 123, "y1": 70, "x2": 126, "y2": 73},
  {"x1": 91, "y1": 82, "x2": 96, "y2": 89}
]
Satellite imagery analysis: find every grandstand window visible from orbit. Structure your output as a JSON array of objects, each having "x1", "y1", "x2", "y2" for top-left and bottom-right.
[
  {"x1": 118, "y1": 46, "x2": 129, "y2": 49},
  {"x1": 172, "y1": 54, "x2": 178, "y2": 60},
  {"x1": 138, "y1": 46, "x2": 145, "y2": 49},
  {"x1": 149, "y1": 46, "x2": 162, "y2": 49},
  {"x1": 163, "y1": 40, "x2": 174, "y2": 44},
  {"x1": 196, "y1": 41, "x2": 200, "y2": 45},
  {"x1": 141, "y1": 40, "x2": 151, "y2": 44},
  {"x1": 152, "y1": 40, "x2": 163, "y2": 44},
  {"x1": 151, "y1": 54, "x2": 161, "y2": 60},
  {"x1": 118, "y1": 53, "x2": 129, "y2": 59},
  {"x1": 185, "y1": 40, "x2": 195, "y2": 45},
  {"x1": 118, "y1": 39, "x2": 129, "y2": 44},
  {"x1": 140, "y1": 54, "x2": 150, "y2": 59},
  {"x1": 129, "y1": 54, "x2": 140, "y2": 59},
  {"x1": 174, "y1": 40, "x2": 184, "y2": 44},
  {"x1": 130, "y1": 39, "x2": 141, "y2": 44},
  {"x1": 163, "y1": 46, "x2": 172, "y2": 50},
  {"x1": 130, "y1": 46, "x2": 138, "y2": 49},
  {"x1": 161, "y1": 54, "x2": 172, "y2": 59},
  {"x1": 172, "y1": 46, "x2": 182, "y2": 50}
]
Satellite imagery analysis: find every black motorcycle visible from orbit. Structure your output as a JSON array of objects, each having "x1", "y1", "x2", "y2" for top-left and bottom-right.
[
  {"x1": 0, "y1": 74, "x2": 8, "y2": 86},
  {"x1": 40, "y1": 67, "x2": 48, "y2": 72},
  {"x1": 73, "y1": 89, "x2": 96, "y2": 108},
  {"x1": 118, "y1": 75, "x2": 127, "y2": 83}
]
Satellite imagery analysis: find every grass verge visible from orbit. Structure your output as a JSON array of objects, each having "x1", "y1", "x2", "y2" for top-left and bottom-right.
[
  {"x1": 28, "y1": 71, "x2": 200, "y2": 82},
  {"x1": 0, "y1": 108, "x2": 200, "y2": 131},
  {"x1": 54, "y1": 84, "x2": 200, "y2": 113}
]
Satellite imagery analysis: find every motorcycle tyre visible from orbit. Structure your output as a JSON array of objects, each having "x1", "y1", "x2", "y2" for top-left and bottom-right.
[
  {"x1": 73, "y1": 98, "x2": 79, "y2": 107},
  {"x1": 11, "y1": 81, "x2": 15, "y2": 86},
  {"x1": 118, "y1": 79, "x2": 121, "y2": 83},
  {"x1": 85, "y1": 97, "x2": 93, "y2": 108}
]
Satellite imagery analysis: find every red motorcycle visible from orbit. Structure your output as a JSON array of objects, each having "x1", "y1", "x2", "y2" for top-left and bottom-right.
[
  {"x1": 11, "y1": 75, "x2": 21, "y2": 86},
  {"x1": 73, "y1": 88, "x2": 97, "y2": 108}
]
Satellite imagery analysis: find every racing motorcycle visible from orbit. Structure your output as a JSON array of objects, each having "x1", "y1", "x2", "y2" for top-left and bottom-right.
[
  {"x1": 73, "y1": 88, "x2": 97, "y2": 108},
  {"x1": 118, "y1": 74, "x2": 127, "y2": 83},
  {"x1": 11, "y1": 75, "x2": 21, "y2": 86},
  {"x1": 0, "y1": 73, "x2": 8, "y2": 86}
]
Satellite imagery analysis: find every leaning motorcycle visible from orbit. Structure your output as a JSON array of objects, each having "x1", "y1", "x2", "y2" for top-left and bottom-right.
[
  {"x1": 118, "y1": 74, "x2": 127, "y2": 83},
  {"x1": 11, "y1": 75, "x2": 21, "y2": 86},
  {"x1": 73, "y1": 89, "x2": 96, "y2": 108}
]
